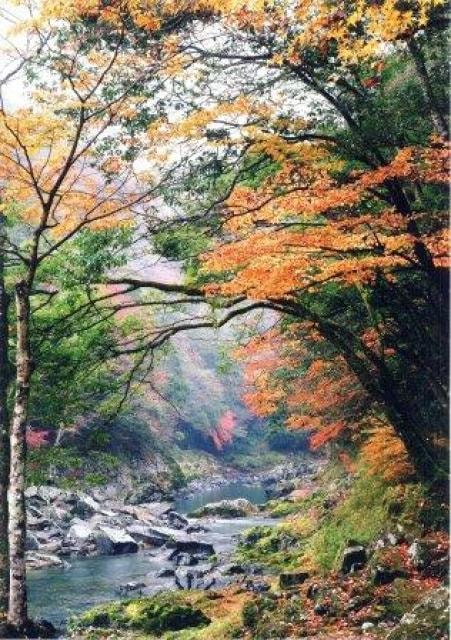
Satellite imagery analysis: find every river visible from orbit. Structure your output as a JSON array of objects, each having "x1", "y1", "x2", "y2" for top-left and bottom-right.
[{"x1": 28, "y1": 481, "x2": 271, "y2": 626}]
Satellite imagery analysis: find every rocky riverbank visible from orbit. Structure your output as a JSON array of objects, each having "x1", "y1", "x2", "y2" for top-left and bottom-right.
[{"x1": 25, "y1": 459, "x2": 321, "y2": 575}]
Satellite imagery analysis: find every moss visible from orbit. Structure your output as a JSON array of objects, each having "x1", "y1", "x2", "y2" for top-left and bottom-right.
[
  {"x1": 379, "y1": 579, "x2": 425, "y2": 620},
  {"x1": 301, "y1": 472, "x2": 430, "y2": 573},
  {"x1": 69, "y1": 593, "x2": 210, "y2": 637},
  {"x1": 386, "y1": 588, "x2": 449, "y2": 640},
  {"x1": 241, "y1": 594, "x2": 305, "y2": 639},
  {"x1": 234, "y1": 524, "x2": 305, "y2": 570}
]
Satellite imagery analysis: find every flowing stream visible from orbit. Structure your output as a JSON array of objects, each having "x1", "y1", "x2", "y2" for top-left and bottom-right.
[{"x1": 28, "y1": 481, "x2": 271, "y2": 626}]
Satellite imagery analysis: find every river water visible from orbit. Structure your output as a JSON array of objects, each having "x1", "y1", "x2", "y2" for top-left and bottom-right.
[{"x1": 28, "y1": 481, "x2": 271, "y2": 625}]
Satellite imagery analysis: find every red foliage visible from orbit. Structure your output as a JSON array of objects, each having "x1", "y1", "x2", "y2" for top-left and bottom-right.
[
  {"x1": 26, "y1": 428, "x2": 50, "y2": 449},
  {"x1": 211, "y1": 410, "x2": 237, "y2": 450}
]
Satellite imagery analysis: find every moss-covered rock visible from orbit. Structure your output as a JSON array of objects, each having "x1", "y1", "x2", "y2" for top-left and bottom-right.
[
  {"x1": 69, "y1": 593, "x2": 210, "y2": 637},
  {"x1": 189, "y1": 498, "x2": 258, "y2": 518},
  {"x1": 386, "y1": 587, "x2": 449, "y2": 639}
]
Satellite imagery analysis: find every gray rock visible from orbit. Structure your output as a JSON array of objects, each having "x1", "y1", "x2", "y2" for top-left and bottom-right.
[
  {"x1": 26, "y1": 533, "x2": 40, "y2": 551},
  {"x1": 407, "y1": 540, "x2": 427, "y2": 568},
  {"x1": 167, "y1": 539, "x2": 215, "y2": 558},
  {"x1": 157, "y1": 568, "x2": 175, "y2": 578},
  {"x1": 127, "y1": 523, "x2": 172, "y2": 546},
  {"x1": 74, "y1": 495, "x2": 101, "y2": 517},
  {"x1": 167, "y1": 511, "x2": 189, "y2": 529},
  {"x1": 68, "y1": 520, "x2": 95, "y2": 542},
  {"x1": 95, "y1": 526, "x2": 139, "y2": 555},
  {"x1": 174, "y1": 566, "x2": 214, "y2": 590},
  {"x1": 26, "y1": 551, "x2": 64, "y2": 570}
]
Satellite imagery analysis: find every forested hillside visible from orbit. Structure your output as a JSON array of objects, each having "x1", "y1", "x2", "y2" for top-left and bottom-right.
[{"x1": 0, "y1": 0, "x2": 448, "y2": 637}]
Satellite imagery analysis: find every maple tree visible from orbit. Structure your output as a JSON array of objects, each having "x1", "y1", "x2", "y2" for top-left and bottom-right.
[{"x1": 124, "y1": 0, "x2": 449, "y2": 480}]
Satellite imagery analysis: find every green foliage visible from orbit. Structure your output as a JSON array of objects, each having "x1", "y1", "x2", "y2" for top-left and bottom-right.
[
  {"x1": 27, "y1": 446, "x2": 120, "y2": 489},
  {"x1": 264, "y1": 422, "x2": 310, "y2": 454}
]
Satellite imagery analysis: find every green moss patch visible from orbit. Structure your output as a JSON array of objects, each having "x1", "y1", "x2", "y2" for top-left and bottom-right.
[{"x1": 69, "y1": 592, "x2": 210, "y2": 637}]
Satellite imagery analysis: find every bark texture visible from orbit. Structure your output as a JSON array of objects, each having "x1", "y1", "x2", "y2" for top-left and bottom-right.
[
  {"x1": 7, "y1": 283, "x2": 31, "y2": 629},
  {"x1": 0, "y1": 214, "x2": 9, "y2": 615}
]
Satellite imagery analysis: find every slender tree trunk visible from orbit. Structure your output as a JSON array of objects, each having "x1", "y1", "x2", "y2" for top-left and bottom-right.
[
  {"x1": 408, "y1": 38, "x2": 449, "y2": 140},
  {"x1": 0, "y1": 213, "x2": 10, "y2": 616},
  {"x1": 8, "y1": 282, "x2": 31, "y2": 630}
]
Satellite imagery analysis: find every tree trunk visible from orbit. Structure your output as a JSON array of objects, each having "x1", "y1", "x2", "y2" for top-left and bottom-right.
[
  {"x1": 408, "y1": 38, "x2": 448, "y2": 140},
  {"x1": 0, "y1": 213, "x2": 10, "y2": 616},
  {"x1": 8, "y1": 282, "x2": 31, "y2": 630}
]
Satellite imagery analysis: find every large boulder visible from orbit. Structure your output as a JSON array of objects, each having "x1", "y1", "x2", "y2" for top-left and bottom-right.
[
  {"x1": 94, "y1": 526, "x2": 139, "y2": 555},
  {"x1": 189, "y1": 498, "x2": 258, "y2": 518},
  {"x1": 68, "y1": 520, "x2": 95, "y2": 543}
]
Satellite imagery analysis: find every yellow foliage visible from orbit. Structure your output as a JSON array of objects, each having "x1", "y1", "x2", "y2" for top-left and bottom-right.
[{"x1": 362, "y1": 423, "x2": 415, "y2": 481}]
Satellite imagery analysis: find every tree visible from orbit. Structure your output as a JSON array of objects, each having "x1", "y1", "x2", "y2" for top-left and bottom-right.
[
  {"x1": 0, "y1": 4, "x2": 172, "y2": 624},
  {"x1": 128, "y1": 0, "x2": 449, "y2": 480}
]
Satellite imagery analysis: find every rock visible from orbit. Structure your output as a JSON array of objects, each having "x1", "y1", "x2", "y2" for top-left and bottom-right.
[
  {"x1": 245, "y1": 579, "x2": 271, "y2": 593},
  {"x1": 167, "y1": 538, "x2": 215, "y2": 558},
  {"x1": 341, "y1": 544, "x2": 367, "y2": 573},
  {"x1": 126, "y1": 524, "x2": 172, "y2": 546},
  {"x1": 362, "y1": 621, "x2": 375, "y2": 633},
  {"x1": 186, "y1": 524, "x2": 209, "y2": 534},
  {"x1": 189, "y1": 498, "x2": 258, "y2": 518},
  {"x1": 26, "y1": 551, "x2": 64, "y2": 570},
  {"x1": 94, "y1": 526, "x2": 139, "y2": 555},
  {"x1": 386, "y1": 532, "x2": 399, "y2": 546},
  {"x1": 157, "y1": 568, "x2": 175, "y2": 578},
  {"x1": 221, "y1": 563, "x2": 247, "y2": 575},
  {"x1": 167, "y1": 510, "x2": 189, "y2": 529},
  {"x1": 314, "y1": 603, "x2": 331, "y2": 616},
  {"x1": 74, "y1": 494, "x2": 101, "y2": 517},
  {"x1": 307, "y1": 583, "x2": 320, "y2": 599},
  {"x1": 176, "y1": 553, "x2": 199, "y2": 566},
  {"x1": 407, "y1": 540, "x2": 428, "y2": 569},
  {"x1": 279, "y1": 571, "x2": 309, "y2": 589},
  {"x1": 387, "y1": 587, "x2": 449, "y2": 640},
  {"x1": 27, "y1": 514, "x2": 52, "y2": 531},
  {"x1": 118, "y1": 581, "x2": 146, "y2": 595},
  {"x1": 26, "y1": 533, "x2": 40, "y2": 551},
  {"x1": 373, "y1": 566, "x2": 408, "y2": 586},
  {"x1": 68, "y1": 520, "x2": 95, "y2": 543},
  {"x1": 138, "y1": 502, "x2": 173, "y2": 518},
  {"x1": 174, "y1": 566, "x2": 212, "y2": 590}
]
